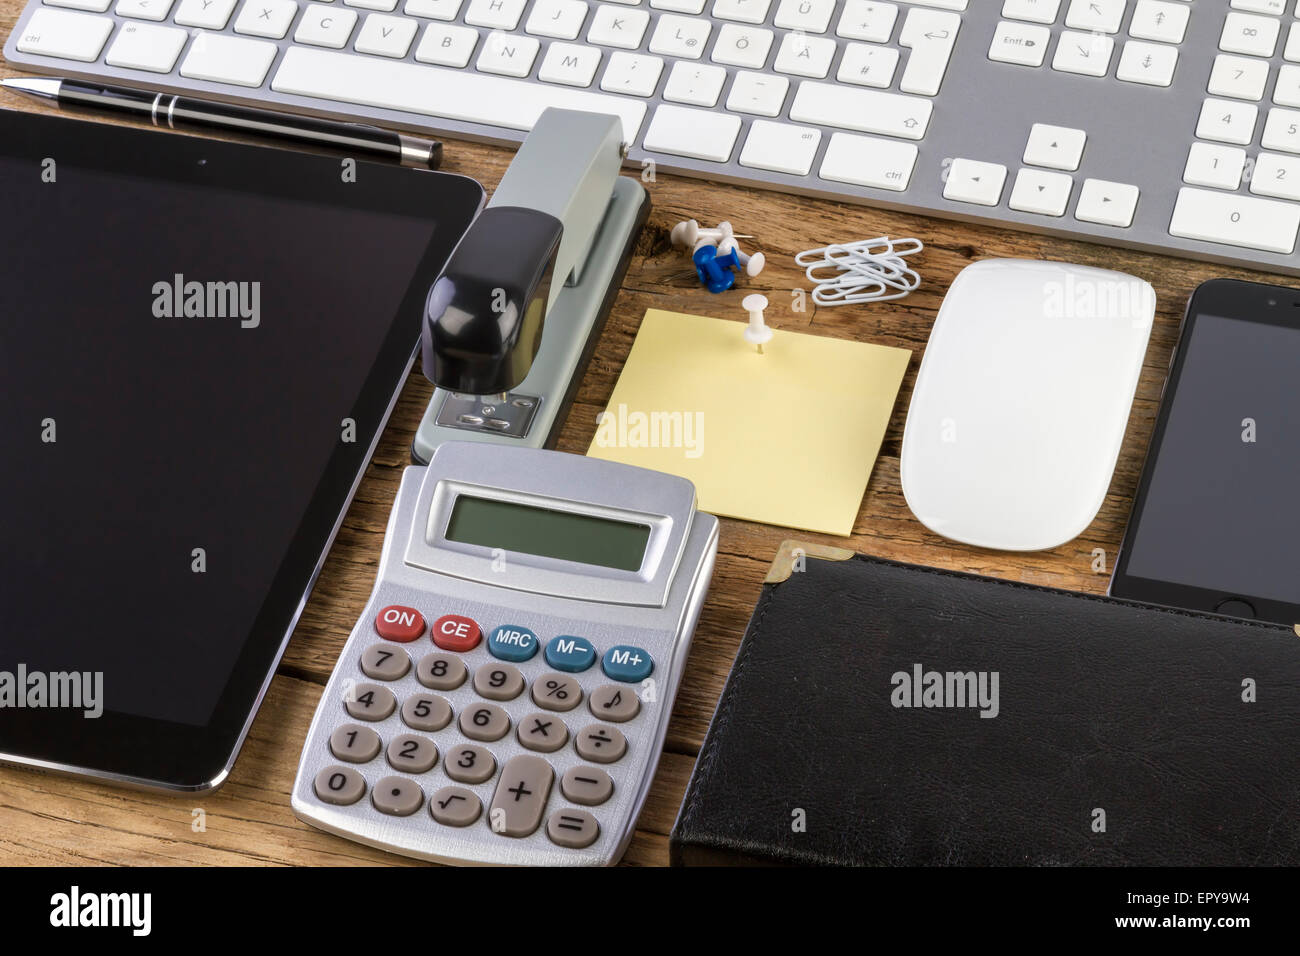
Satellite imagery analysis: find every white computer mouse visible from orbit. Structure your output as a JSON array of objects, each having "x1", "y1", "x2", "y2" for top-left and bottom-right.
[{"x1": 900, "y1": 259, "x2": 1155, "y2": 552}]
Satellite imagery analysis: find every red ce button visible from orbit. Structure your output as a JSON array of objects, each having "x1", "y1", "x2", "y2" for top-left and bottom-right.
[{"x1": 432, "y1": 614, "x2": 482, "y2": 652}]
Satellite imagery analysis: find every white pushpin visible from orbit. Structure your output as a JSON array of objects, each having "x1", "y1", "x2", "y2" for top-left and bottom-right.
[
  {"x1": 718, "y1": 236, "x2": 766, "y2": 277},
  {"x1": 742, "y1": 293, "x2": 772, "y2": 354},
  {"x1": 670, "y1": 218, "x2": 754, "y2": 248}
]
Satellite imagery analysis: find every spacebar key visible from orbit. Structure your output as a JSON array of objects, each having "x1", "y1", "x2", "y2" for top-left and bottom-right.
[
  {"x1": 272, "y1": 47, "x2": 647, "y2": 142},
  {"x1": 1169, "y1": 187, "x2": 1300, "y2": 255}
]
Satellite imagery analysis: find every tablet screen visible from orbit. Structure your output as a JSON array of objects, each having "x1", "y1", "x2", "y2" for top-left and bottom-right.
[
  {"x1": 0, "y1": 114, "x2": 479, "y2": 767},
  {"x1": 1122, "y1": 313, "x2": 1300, "y2": 605}
]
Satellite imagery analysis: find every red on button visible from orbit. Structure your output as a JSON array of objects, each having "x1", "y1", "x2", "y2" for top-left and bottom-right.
[
  {"x1": 432, "y1": 614, "x2": 481, "y2": 652},
  {"x1": 374, "y1": 605, "x2": 425, "y2": 642}
]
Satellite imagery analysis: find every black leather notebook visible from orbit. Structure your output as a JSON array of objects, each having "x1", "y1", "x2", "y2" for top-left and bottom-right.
[{"x1": 671, "y1": 546, "x2": 1300, "y2": 866}]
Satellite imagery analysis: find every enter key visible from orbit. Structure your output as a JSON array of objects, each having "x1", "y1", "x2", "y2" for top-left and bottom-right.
[{"x1": 899, "y1": 8, "x2": 961, "y2": 96}]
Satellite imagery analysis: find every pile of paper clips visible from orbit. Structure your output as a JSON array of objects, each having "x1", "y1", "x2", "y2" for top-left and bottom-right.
[{"x1": 795, "y1": 236, "x2": 924, "y2": 306}]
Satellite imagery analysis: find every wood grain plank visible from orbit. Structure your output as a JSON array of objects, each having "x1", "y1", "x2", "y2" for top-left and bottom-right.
[{"x1": 0, "y1": 31, "x2": 1287, "y2": 865}]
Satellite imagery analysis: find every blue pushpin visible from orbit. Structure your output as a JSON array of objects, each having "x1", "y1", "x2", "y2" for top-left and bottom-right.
[{"x1": 693, "y1": 243, "x2": 737, "y2": 294}]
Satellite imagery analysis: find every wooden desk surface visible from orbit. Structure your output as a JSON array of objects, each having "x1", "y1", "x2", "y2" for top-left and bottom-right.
[{"x1": 0, "y1": 8, "x2": 1278, "y2": 865}]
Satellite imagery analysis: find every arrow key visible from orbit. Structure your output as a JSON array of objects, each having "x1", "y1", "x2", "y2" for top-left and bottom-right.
[
  {"x1": 943, "y1": 158, "x2": 1008, "y2": 207},
  {"x1": 1024, "y1": 123, "x2": 1087, "y2": 171},
  {"x1": 1075, "y1": 178, "x2": 1140, "y2": 228},
  {"x1": 1009, "y1": 168, "x2": 1074, "y2": 216}
]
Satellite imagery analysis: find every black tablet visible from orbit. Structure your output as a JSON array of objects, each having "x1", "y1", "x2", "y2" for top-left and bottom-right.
[
  {"x1": 1111, "y1": 278, "x2": 1300, "y2": 626},
  {"x1": 0, "y1": 109, "x2": 482, "y2": 790}
]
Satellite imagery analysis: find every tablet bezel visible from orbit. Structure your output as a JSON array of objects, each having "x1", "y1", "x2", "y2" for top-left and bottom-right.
[
  {"x1": 0, "y1": 109, "x2": 484, "y2": 790},
  {"x1": 1110, "y1": 277, "x2": 1300, "y2": 626}
]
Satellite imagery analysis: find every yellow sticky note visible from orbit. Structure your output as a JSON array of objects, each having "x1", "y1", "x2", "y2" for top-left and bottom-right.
[{"x1": 587, "y1": 309, "x2": 911, "y2": 536}]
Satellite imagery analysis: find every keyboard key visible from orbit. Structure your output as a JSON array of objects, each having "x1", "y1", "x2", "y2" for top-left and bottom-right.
[
  {"x1": 1023, "y1": 122, "x2": 1086, "y2": 170},
  {"x1": 1169, "y1": 187, "x2": 1300, "y2": 253},
  {"x1": 517, "y1": 712, "x2": 569, "y2": 752},
  {"x1": 355, "y1": 13, "x2": 419, "y2": 57},
  {"x1": 1052, "y1": 30, "x2": 1115, "y2": 77},
  {"x1": 405, "y1": 0, "x2": 463, "y2": 18},
  {"x1": 431, "y1": 613, "x2": 481, "y2": 652},
  {"x1": 643, "y1": 103, "x2": 741, "y2": 159},
  {"x1": 1287, "y1": 23, "x2": 1300, "y2": 63},
  {"x1": 1250, "y1": 152, "x2": 1300, "y2": 201},
  {"x1": 429, "y1": 786, "x2": 482, "y2": 826},
  {"x1": 899, "y1": 8, "x2": 960, "y2": 94},
  {"x1": 601, "y1": 645, "x2": 654, "y2": 682},
  {"x1": 588, "y1": 683, "x2": 642, "y2": 722},
  {"x1": 1230, "y1": 0, "x2": 1284, "y2": 12},
  {"x1": 359, "y1": 643, "x2": 411, "y2": 680},
  {"x1": 1129, "y1": 0, "x2": 1188, "y2": 44},
  {"x1": 400, "y1": 692, "x2": 453, "y2": 731},
  {"x1": 790, "y1": 81, "x2": 933, "y2": 139},
  {"x1": 459, "y1": 701, "x2": 510, "y2": 741},
  {"x1": 575, "y1": 723, "x2": 628, "y2": 763},
  {"x1": 346, "y1": 0, "x2": 398, "y2": 10},
  {"x1": 1075, "y1": 178, "x2": 1139, "y2": 227},
  {"x1": 819, "y1": 131, "x2": 918, "y2": 190},
  {"x1": 464, "y1": 0, "x2": 525, "y2": 29},
  {"x1": 988, "y1": 20, "x2": 1050, "y2": 67},
  {"x1": 539, "y1": 42, "x2": 602, "y2": 86},
  {"x1": 16, "y1": 8, "x2": 114, "y2": 60},
  {"x1": 1002, "y1": 0, "x2": 1059, "y2": 23},
  {"x1": 374, "y1": 604, "x2": 424, "y2": 642},
  {"x1": 532, "y1": 672, "x2": 583, "y2": 711},
  {"x1": 386, "y1": 733, "x2": 439, "y2": 773},
  {"x1": 599, "y1": 50, "x2": 663, "y2": 95},
  {"x1": 487, "y1": 624, "x2": 540, "y2": 662},
  {"x1": 944, "y1": 158, "x2": 1008, "y2": 206},
  {"x1": 837, "y1": 0, "x2": 898, "y2": 42},
  {"x1": 372, "y1": 776, "x2": 424, "y2": 816},
  {"x1": 105, "y1": 21, "x2": 187, "y2": 71},
  {"x1": 489, "y1": 755, "x2": 555, "y2": 837},
  {"x1": 561, "y1": 765, "x2": 615, "y2": 805},
  {"x1": 1263, "y1": 107, "x2": 1300, "y2": 153},
  {"x1": 714, "y1": 0, "x2": 772, "y2": 24},
  {"x1": 651, "y1": 0, "x2": 705, "y2": 10},
  {"x1": 837, "y1": 43, "x2": 899, "y2": 87},
  {"x1": 726, "y1": 70, "x2": 789, "y2": 115},
  {"x1": 415, "y1": 651, "x2": 467, "y2": 690},
  {"x1": 444, "y1": 743, "x2": 495, "y2": 784},
  {"x1": 414, "y1": 22, "x2": 478, "y2": 66},
  {"x1": 649, "y1": 13, "x2": 711, "y2": 59},
  {"x1": 329, "y1": 723, "x2": 382, "y2": 762},
  {"x1": 1196, "y1": 98, "x2": 1259, "y2": 145},
  {"x1": 472, "y1": 662, "x2": 525, "y2": 700},
  {"x1": 174, "y1": 0, "x2": 238, "y2": 28},
  {"x1": 45, "y1": 0, "x2": 112, "y2": 10},
  {"x1": 233, "y1": 0, "x2": 296, "y2": 38},
  {"x1": 295, "y1": 4, "x2": 359, "y2": 47},
  {"x1": 711, "y1": 23, "x2": 774, "y2": 69},
  {"x1": 525, "y1": 0, "x2": 587, "y2": 39},
  {"x1": 773, "y1": 0, "x2": 834, "y2": 33},
  {"x1": 116, "y1": 0, "x2": 173, "y2": 20},
  {"x1": 1116, "y1": 40, "x2": 1178, "y2": 87},
  {"x1": 1183, "y1": 142, "x2": 1246, "y2": 189},
  {"x1": 314, "y1": 765, "x2": 366, "y2": 805},
  {"x1": 1276, "y1": 64, "x2": 1300, "y2": 108},
  {"x1": 1008, "y1": 168, "x2": 1072, "y2": 215},
  {"x1": 774, "y1": 32, "x2": 836, "y2": 78},
  {"x1": 587, "y1": 4, "x2": 649, "y2": 48},
  {"x1": 662, "y1": 60, "x2": 726, "y2": 104},
  {"x1": 345, "y1": 682, "x2": 397, "y2": 721},
  {"x1": 1064, "y1": 0, "x2": 1124, "y2": 33},
  {"x1": 1208, "y1": 54, "x2": 1270, "y2": 100},
  {"x1": 1220, "y1": 12, "x2": 1279, "y2": 58},
  {"x1": 181, "y1": 32, "x2": 279, "y2": 86},
  {"x1": 476, "y1": 30, "x2": 540, "y2": 76},
  {"x1": 546, "y1": 808, "x2": 600, "y2": 848},
  {"x1": 739, "y1": 120, "x2": 821, "y2": 174}
]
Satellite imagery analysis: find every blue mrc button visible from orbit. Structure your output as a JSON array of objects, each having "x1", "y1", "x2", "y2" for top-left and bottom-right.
[
  {"x1": 489, "y1": 625, "x2": 539, "y2": 662},
  {"x1": 602, "y1": 645, "x2": 654, "y2": 682},
  {"x1": 544, "y1": 635, "x2": 596, "y2": 672}
]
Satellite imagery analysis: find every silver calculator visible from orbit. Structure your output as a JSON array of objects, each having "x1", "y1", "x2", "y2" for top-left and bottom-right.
[{"x1": 292, "y1": 442, "x2": 718, "y2": 866}]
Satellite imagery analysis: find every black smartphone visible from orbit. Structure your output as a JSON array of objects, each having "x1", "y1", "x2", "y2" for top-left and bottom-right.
[{"x1": 1110, "y1": 278, "x2": 1300, "y2": 625}]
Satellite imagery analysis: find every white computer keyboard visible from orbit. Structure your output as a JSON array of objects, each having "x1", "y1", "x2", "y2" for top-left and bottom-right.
[{"x1": 7, "y1": 0, "x2": 1300, "y2": 276}]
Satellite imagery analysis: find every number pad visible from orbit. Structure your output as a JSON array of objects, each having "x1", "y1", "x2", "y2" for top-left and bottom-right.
[
  {"x1": 417, "y1": 652, "x2": 467, "y2": 690},
  {"x1": 345, "y1": 683, "x2": 396, "y2": 721},
  {"x1": 444, "y1": 743, "x2": 496, "y2": 784},
  {"x1": 401, "y1": 692, "x2": 453, "y2": 732},
  {"x1": 430, "y1": 786, "x2": 482, "y2": 826},
  {"x1": 517, "y1": 711, "x2": 570, "y2": 752},
  {"x1": 330, "y1": 724, "x2": 382, "y2": 762},
  {"x1": 387, "y1": 733, "x2": 439, "y2": 773},
  {"x1": 531, "y1": 672, "x2": 583, "y2": 711},
  {"x1": 575, "y1": 723, "x2": 628, "y2": 763},
  {"x1": 459, "y1": 702, "x2": 511, "y2": 741},
  {"x1": 360, "y1": 644, "x2": 411, "y2": 681}
]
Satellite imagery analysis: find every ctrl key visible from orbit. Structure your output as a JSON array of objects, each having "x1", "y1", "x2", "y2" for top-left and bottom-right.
[{"x1": 314, "y1": 765, "x2": 366, "y2": 806}]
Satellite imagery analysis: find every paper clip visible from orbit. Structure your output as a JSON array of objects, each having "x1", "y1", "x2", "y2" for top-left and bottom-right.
[{"x1": 794, "y1": 236, "x2": 924, "y2": 306}]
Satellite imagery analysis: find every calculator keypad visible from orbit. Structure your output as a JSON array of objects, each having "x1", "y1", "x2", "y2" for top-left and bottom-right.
[{"x1": 312, "y1": 604, "x2": 658, "y2": 858}]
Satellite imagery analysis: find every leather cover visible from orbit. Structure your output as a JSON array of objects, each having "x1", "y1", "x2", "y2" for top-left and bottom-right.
[{"x1": 670, "y1": 551, "x2": 1300, "y2": 866}]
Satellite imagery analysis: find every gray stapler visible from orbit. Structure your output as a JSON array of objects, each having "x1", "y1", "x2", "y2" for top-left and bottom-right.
[{"x1": 412, "y1": 108, "x2": 650, "y2": 463}]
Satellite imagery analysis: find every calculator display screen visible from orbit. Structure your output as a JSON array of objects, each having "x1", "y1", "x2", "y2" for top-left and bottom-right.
[{"x1": 445, "y1": 496, "x2": 650, "y2": 572}]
